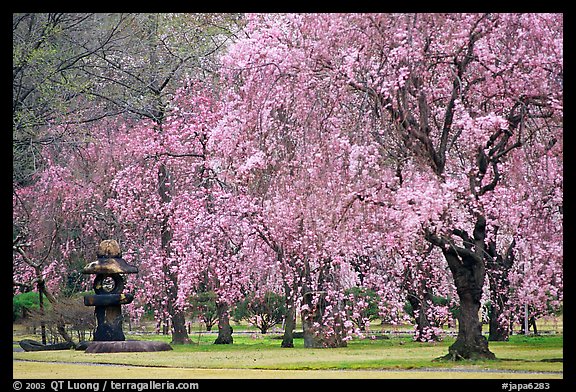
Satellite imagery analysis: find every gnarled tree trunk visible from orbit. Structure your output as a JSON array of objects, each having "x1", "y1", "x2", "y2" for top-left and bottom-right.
[
  {"x1": 214, "y1": 302, "x2": 233, "y2": 344},
  {"x1": 426, "y1": 216, "x2": 496, "y2": 360},
  {"x1": 446, "y1": 276, "x2": 494, "y2": 360}
]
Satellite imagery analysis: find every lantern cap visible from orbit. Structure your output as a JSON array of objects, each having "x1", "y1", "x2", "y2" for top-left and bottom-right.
[{"x1": 82, "y1": 240, "x2": 138, "y2": 275}]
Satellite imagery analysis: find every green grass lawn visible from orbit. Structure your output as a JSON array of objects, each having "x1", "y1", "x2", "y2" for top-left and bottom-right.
[
  {"x1": 13, "y1": 317, "x2": 563, "y2": 379},
  {"x1": 13, "y1": 329, "x2": 563, "y2": 379}
]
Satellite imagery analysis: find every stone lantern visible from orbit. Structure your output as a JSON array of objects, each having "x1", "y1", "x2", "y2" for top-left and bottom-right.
[
  {"x1": 81, "y1": 240, "x2": 172, "y2": 353},
  {"x1": 82, "y1": 240, "x2": 137, "y2": 341}
]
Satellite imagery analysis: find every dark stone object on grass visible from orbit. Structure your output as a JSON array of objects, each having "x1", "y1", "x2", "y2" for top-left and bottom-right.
[
  {"x1": 19, "y1": 339, "x2": 75, "y2": 351},
  {"x1": 75, "y1": 340, "x2": 91, "y2": 350},
  {"x1": 85, "y1": 340, "x2": 173, "y2": 353}
]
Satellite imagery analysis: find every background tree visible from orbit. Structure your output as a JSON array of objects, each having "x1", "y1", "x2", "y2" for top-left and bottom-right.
[
  {"x1": 212, "y1": 12, "x2": 562, "y2": 357},
  {"x1": 12, "y1": 145, "x2": 108, "y2": 344},
  {"x1": 13, "y1": 13, "x2": 243, "y2": 186},
  {"x1": 13, "y1": 13, "x2": 111, "y2": 186},
  {"x1": 213, "y1": 13, "x2": 412, "y2": 348},
  {"x1": 13, "y1": 12, "x2": 243, "y2": 345}
]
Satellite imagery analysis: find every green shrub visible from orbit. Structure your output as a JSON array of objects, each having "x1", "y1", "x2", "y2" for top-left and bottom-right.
[
  {"x1": 344, "y1": 287, "x2": 381, "y2": 331},
  {"x1": 189, "y1": 291, "x2": 219, "y2": 331},
  {"x1": 233, "y1": 292, "x2": 287, "y2": 334},
  {"x1": 13, "y1": 291, "x2": 41, "y2": 321}
]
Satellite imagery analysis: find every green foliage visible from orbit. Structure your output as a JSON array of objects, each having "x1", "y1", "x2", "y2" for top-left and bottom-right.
[
  {"x1": 233, "y1": 291, "x2": 287, "y2": 334},
  {"x1": 344, "y1": 286, "x2": 380, "y2": 330},
  {"x1": 13, "y1": 291, "x2": 42, "y2": 321},
  {"x1": 404, "y1": 294, "x2": 460, "y2": 319},
  {"x1": 189, "y1": 291, "x2": 218, "y2": 331},
  {"x1": 60, "y1": 263, "x2": 91, "y2": 297}
]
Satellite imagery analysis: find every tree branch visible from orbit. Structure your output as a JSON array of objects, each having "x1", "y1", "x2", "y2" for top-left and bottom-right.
[{"x1": 424, "y1": 227, "x2": 481, "y2": 263}]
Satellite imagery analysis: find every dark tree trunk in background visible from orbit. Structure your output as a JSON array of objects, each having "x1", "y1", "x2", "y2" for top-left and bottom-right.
[
  {"x1": 214, "y1": 302, "x2": 233, "y2": 344},
  {"x1": 38, "y1": 286, "x2": 47, "y2": 345},
  {"x1": 408, "y1": 291, "x2": 441, "y2": 342},
  {"x1": 520, "y1": 314, "x2": 538, "y2": 335},
  {"x1": 274, "y1": 246, "x2": 298, "y2": 348},
  {"x1": 281, "y1": 285, "x2": 296, "y2": 348},
  {"x1": 159, "y1": 162, "x2": 191, "y2": 345},
  {"x1": 281, "y1": 305, "x2": 296, "y2": 348},
  {"x1": 531, "y1": 317, "x2": 538, "y2": 335},
  {"x1": 488, "y1": 303, "x2": 508, "y2": 341},
  {"x1": 487, "y1": 236, "x2": 515, "y2": 341},
  {"x1": 301, "y1": 260, "x2": 347, "y2": 348},
  {"x1": 170, "y1": 311, "x2": 191, "y2": 344}
]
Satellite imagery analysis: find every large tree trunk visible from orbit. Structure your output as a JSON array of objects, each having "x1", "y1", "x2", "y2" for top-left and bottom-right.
[
  {"x1": 427, "y1": 216, "x2": 496, "y2": 360},
  {"x1": 447, "y1": 278, "x2": 494, "y2": 360},
  {"x1": 214, "y1": 302, "x2": 233, "y2": 344},
  {"x1": 443, "y1": 231, "x2": 495, "y2": 358}
]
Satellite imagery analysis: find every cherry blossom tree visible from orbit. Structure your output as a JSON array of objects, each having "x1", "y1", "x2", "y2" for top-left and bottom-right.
[
  {"x1": 13, "y1": 12, "x2": 242, "y2": 344},
  {"x1": 12, "y1": 121, "x2": 121, "y2": 343},
  {"x1": 103, "y1": 80, "x2": 231, "y2": 344},
  {"x1": 13, "y1": 80, "x2": 230, "y2": 345},
  {"x1": 213, "y1": 12, "x2": 563, "y2": 357},
  {"x1": 492, "y1": 132, "x2": 563, "y2": 337},
  {"x1": 212, "y1": 13, "x2": 423, "y2": 347},
  {"x1": 343, "y1": 12, "x2": 562, "y2": 359}
]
